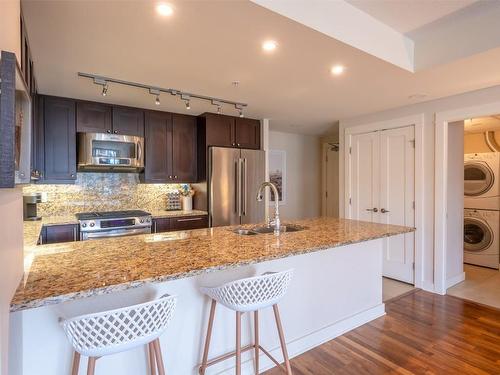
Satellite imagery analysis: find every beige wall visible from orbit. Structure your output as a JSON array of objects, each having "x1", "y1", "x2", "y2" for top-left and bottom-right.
[
  {"x1": 0, "y1": 0, "x2": 21, "y2": 60},
  {"x1": 464, "y1": 131, "x2": 500, "y2": 153},
  {"x1": 269, "y1": 130, "x2": 321, "y2": 220},
  {"x1": 0, "y1": 2, "x2": 23, "y2": 374}
]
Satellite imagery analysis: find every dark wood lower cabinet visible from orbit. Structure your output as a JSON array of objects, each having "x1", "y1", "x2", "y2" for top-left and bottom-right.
[
  {"x1": 41, "y1": 224, "x2": 79, "y2": 244},
  {"x1": 170, "y1": 215, "x2": 208, "y2": 231},
  {"x1": 152, "y1": 217, "x2": 171, "y2": 233},
  {"x1": 152, "y1": 215, "x2": 208, "y2": 233}
]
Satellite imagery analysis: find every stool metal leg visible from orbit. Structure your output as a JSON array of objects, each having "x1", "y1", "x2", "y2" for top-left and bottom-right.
[
  {"x1": 71, "y1": 351, "x2": 80, "y2": 375},
  {"x1": 236, "y1": 311, "x2": 242, "y2": 375},
  {"x1": 273, "y1": 305, "x2": 292, "y2": 375},
  {"x1": 149, "y1": 342, "x2": 157, "y2": 375},
  {"x1": 153, "y1": 339, "x2": 166, "y2": 375},
  {"x1": 86, "y1": 357, "x2": 96, "y2": 375},
  {"x1": 254, "y1": 311, "x2": 259, "y2": 374},
  {"x1": 200, "y1": 299, "x2": 217, "y2": 375}
]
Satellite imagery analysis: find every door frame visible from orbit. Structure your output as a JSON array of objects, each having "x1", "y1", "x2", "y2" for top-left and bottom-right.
[
  {"x1": 344, "y1": 114, "x2": 425, "y2": 289},
  {"x1": 434, "y1": 100, "x2": 500, "y2": 294}
]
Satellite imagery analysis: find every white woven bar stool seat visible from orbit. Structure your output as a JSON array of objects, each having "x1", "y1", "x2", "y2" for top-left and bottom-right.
[
  {"x1": 200, "y1": 269, "x2": 293, "y2": 312},
  {"x1": 61, "y1": 294, "x2": 176, "y2": 375},
  {"x1": 199, "y1": 270, "x2": 294, "y2": 375}
]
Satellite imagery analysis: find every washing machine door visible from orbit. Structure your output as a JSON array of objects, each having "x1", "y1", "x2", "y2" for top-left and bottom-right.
[
  {"x1": 464, "y1": 217, "x2": 493, "y2": 252},
  {"x1": 464, "y1": 161, "x2": 494, "y2": 196}
]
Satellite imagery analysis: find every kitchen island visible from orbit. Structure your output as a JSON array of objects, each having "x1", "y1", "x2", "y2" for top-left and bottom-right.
[{"x1": 10, "y1": 218, "x2": 413, "y2": 375}]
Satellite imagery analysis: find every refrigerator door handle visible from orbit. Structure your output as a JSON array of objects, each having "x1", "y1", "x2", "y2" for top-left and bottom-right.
[
  {"x1": 236, "y1": 159, "x2": 242, "y2": 216},
  {"x1": 242, "y1": 158, "x2": 248, "y2": 216}
]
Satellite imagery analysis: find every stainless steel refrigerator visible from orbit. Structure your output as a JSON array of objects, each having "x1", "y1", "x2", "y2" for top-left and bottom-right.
[{"x1": 208, "y1": 147, "x2": 265, "y2": 227}]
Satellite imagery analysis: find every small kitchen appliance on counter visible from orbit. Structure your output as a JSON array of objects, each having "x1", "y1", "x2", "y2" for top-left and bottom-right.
[
  {"x1": 76, "y1": 210, "x2": 152, "y2": 240},
  {"x1": 23, "y1": 192, "x2": 47, "y2": 221},
  {"x1": 166, "y1": 191, "x2": 181, "y2": 211}
]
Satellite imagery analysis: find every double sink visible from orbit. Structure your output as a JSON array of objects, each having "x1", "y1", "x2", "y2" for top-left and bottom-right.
[{"x1": 233, "y1": 224, "x2": 306, "y2": 236}]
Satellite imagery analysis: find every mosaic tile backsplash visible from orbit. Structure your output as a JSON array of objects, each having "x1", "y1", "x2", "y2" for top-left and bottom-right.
[{"x1": 23, "y1": 173, "x2": 183, "y2": 216}]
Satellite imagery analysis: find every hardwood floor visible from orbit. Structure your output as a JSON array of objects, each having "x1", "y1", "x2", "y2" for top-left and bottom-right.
[{"x1": 264, "y1": 290, "x2": 500, "y2": 375}]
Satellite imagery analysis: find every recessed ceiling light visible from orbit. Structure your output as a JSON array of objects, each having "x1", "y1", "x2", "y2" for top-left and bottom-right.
[
  {"x1": 262, "y1": 40, "x2": 278, "y2": 52},
  {"x1": 330, "y1": 65, "x2": 345, "y2": 76},
  {"x1": 156, "y1": 3, "x2": 174, "y2": 16}
]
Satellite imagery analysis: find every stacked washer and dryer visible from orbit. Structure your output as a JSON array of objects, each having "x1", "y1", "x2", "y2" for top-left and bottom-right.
[{"x1": 464, "y1": 153, "x2": 500, "y2": 269}]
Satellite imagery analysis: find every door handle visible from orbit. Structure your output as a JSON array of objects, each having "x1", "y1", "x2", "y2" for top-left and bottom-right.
[
  {"x1": 366, "y1": 208, "x2": 378, "y2": 212},
  {"x1": 381, "y1": 208, "x2": 390, "y2": 213},
  {"x1": 242, "y1": 158, "x2": 247, "y2": 215}
]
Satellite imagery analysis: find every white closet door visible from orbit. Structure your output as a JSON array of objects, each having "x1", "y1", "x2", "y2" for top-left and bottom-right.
[
  {"x1": 349, "y1": 132, "x2": 380, "y2": 222},
  {"x1": 379, "y1": 126, "x2": 415, "y2": 283}
]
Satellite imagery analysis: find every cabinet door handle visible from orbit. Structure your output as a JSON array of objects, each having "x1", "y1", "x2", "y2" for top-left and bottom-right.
[
  {"x1": 169, "y1": 175, "x2": 173, "y2": 179},
  {"x1": 366, "y1": 208, "x2": 378, "y2": 212},
  {"x1": 380, "y1": 208, "x2": 390, "y2": 213},
  {"x1": 174, "y1": 175, "x2": 178, "y2": 179},
  {"x1": 154, "y1": 221, "x2": 157, "y2": 233},
  {"x1": 106, "y1": 130, "x2": 111, "y2": 134},
  {"x1": 237, "y1": 143, "x2": 241, "y2": 147},
  {"x1": 113, "y1": 130, "x2": 118, "y2": 134},
  {"x1": 73, "y1": 226, "x2": 78, "y2": 241},
  {"x1": 176, "y1": 217, "x2": 203, "y2": 222}
]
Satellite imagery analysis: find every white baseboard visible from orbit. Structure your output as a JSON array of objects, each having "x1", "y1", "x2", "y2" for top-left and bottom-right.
[
  {"x1": 216, "y1": 303, "x2": 386, "y2": 375},
  {"x1": 421, "y1": 280, "x2": 435, "y2": 293},
  {"x1": 445, "y1": 272, "x2": 466, "y2": 290}
]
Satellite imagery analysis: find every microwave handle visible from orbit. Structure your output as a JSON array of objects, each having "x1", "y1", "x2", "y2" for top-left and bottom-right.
[{"x1": 137, "y1": 142, "x2": 142, "y2": 161}]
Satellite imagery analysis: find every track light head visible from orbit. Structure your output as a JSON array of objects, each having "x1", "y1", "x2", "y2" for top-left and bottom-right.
[
  {"x1": 181, "y1": 94, "x2": 191, "y2": 110},
  {"x1": 155, "y1": 95, "x2": 160, "y2": 105},
  {"x1": 235, "y1": 104, "x2": 245, "y2": 118},
  {"x1": 101, "y1": 84, "x2": 108, "y2": 97}
]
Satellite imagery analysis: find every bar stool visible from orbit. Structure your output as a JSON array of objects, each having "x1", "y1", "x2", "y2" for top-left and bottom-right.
[
  {"x1": 61, "y1": 294, "x2": 177, "y2": 375},
  {"x1": 199, "y1": 269, "x2": 294, "y2": 375}
]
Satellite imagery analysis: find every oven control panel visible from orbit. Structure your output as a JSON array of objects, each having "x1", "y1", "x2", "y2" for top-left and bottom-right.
[{"x1": 79, "y1": 215, "x2": 152, "y2": 232}]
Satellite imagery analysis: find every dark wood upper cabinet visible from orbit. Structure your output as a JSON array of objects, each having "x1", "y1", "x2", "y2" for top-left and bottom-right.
[
  {"x1": 200, "y1": 113, "x2": 260, "y2": 150},
  {"x1": 234, "y1": 118, "x2": 260, "y2": 149},
  {"x1": 203, "y1": 113, "x2": 234, "y2": 147},
  {"x1": 41, "y1": 96, "x2": 77, "y2": 182},
  {"x1": 76, "y1": 101, "x2": 112, "y2": 133},
  {"x1": 142, "y1": 111, "x2": 197, "y2": 183},
  {"x1": 142, "y1": 111, "x2": 173, "y2": 183},
  {"x1": 172, "y1": 114, "x2": 197, "y2": 182},
  {"x1": 112, "y1": 107, "x2": 144, "y2": 137}
]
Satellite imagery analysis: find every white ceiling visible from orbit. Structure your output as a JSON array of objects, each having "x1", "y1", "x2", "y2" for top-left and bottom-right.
[
  {"x1": 346, "y1": 0, "x2": 478, "y2": 34},
  {"x1": 21, "y1": 0, "x2": 500, "y2": 135}
]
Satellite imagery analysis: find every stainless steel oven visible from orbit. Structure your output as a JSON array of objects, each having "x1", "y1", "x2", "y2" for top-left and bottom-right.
[
  {"x1": 77, "y1": 210, "x2": 152, "y2": 241},
  {"x1": 78, "y1": 132, "x2": 144, "y2": 172}
]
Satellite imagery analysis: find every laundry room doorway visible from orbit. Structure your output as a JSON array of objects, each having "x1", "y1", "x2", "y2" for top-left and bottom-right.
[
  {"x1": 436, "y1": 103, "x2": 500, "y2": 308},
  {"x1": 447, "y1": 116, "x2": 500, "y2": 309}
]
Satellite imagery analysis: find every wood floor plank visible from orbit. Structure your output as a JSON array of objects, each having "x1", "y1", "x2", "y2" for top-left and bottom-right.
[{"x1": 264, "y1": 291, "x2": 500, "y2": 375}]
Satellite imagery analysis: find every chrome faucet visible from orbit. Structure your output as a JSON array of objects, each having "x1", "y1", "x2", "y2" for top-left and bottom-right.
[{"x1": 256, "y1": 181, "x2": 281, "y2": 235}]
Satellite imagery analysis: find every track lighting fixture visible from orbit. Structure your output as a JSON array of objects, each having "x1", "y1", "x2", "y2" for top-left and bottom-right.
[
  {"x1": 150, "y1": 88, "x2": 161, "y2": 106},
  {"x1": 93, "y1": 77, "x2": 108, "y2": 97},
  {"x1": 212, "y1": 99, "x2": 223, "y2": 115},
  {"x1": 80, "y1": 72, "x2": 248, "y2": 116},
  {"x1": 181, "y1": 94, "x2": 191, "y2": 110},
  {"x1": 235, "y1": 104, "x2": 244, "y2": 118}
]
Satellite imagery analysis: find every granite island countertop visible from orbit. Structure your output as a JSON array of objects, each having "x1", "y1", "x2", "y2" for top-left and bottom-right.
[{"x1": 12, "y1": 217, "x2": 414, "y2": 312}]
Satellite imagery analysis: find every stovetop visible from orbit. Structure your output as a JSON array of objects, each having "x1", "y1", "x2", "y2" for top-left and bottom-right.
[{"x1": 76, "y1": 210, "x2": 151, "y2": 221}]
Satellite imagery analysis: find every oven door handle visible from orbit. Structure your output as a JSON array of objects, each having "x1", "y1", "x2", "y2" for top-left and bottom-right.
[{"x1": 83, "y1": 227, "x2": 151, "y2": 240}]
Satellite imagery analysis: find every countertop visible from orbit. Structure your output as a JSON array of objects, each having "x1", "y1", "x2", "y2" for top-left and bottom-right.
[{"x1": 12, "y1": 217, "x2": 414, "y2": 312}]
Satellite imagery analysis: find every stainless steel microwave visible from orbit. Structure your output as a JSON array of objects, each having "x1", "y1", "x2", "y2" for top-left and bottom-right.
[{"x1": 77, "y1": 132, "x2": 144, "y2": 172}]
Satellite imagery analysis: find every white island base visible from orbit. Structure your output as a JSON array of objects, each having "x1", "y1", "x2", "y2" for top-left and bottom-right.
[{"x1": 11, "y1": 239, "x2": 384, "y2": 375}]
